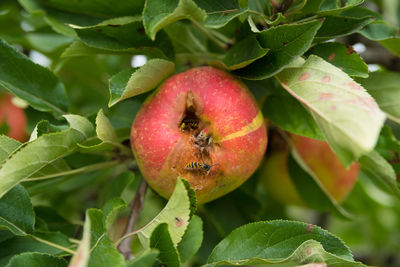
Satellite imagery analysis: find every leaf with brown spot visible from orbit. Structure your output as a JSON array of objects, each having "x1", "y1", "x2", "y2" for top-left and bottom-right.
[{"x1": 276, "y1": 55, "x2": 385, "y2": 166}]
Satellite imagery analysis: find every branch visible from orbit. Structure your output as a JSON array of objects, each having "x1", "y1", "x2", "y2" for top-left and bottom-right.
[{"x1": 117, "y1": 178, "x2": 148, "y2": 260}]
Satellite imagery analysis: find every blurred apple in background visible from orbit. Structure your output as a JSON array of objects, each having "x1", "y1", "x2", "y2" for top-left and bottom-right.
[
  {"x1": 261, "y1": 132, "x2": 359, "y2": 206},
  {"x1": 0, "y1": 93, "x2": 27, "y2": 142}
]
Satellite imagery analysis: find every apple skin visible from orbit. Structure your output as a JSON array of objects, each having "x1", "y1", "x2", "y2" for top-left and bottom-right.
[
  {"x1": 261, "y1": 134, "x2": 359, "y2": 205},
  {"x1": 130, "y1": 66, "x2": 267, "y2": 204},
  {"x1": 0, "y1": 93, "x2": 27, "y2": 142}
]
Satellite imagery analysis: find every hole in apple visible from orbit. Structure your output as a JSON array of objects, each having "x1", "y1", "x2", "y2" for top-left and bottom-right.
[{"x1": 179, "y1": 110, "x2": 200, "y2": 132}]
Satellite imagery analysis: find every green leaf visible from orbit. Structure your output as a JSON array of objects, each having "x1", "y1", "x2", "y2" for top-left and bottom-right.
[
  {"x1": 103, "y1": 171, "x2": 135, "y2": 202},
  {"x1": 86, "y1": 209, "x2": 125, "y2": 267},
  {"x1": 0, "y1": 39, "x2": 68, "y2": 118},
  {"x1": 288, "y1": 153, "x2": 352, "y2": 219},
  {"x1": 299, "y1": 0, "x2": 364, "y2": 16},
  {"x1": 0, "y1": 135, "x2": 21, "y2": 164},
  {"x1": 306, "y1": 42, "x2": 368, "y2": 78},
  {"x1": 315, "y1": 15, "x2": 373, "y2": 39},
  {"x1": 126, "y1": 249, "x2": 159, "y2": 267},
  {"x1": 143, "y1": 0, "x2": 207, "y2": 40},
  {"x1": 0, "y1": 121, "x2": 10, "y2": 136},
  {"x1": 138, "y1": 179, "x2": 193, "y2": 246},
  {"x1": 29, "y1": 120, "x2": 68, "y2": 141},
  {"x1": 275, "y1": 55, "x2": 385, "y2": 166},
  {"x1": 69, "y1": 210, "x2": 91, "y2": 267},
  {"x1": 96, "y1": 109, "x2": 118, "y2": 143},
  {"x1": 32, "y1": 0, "x2": 144, "y2": 18},
  {"x1": 234, "y1": 20, "x2": 322, "y2": 79},
  {"x1": 0, "y1": 232, "x2": 72, "y2": 266},
  {"x1": 150, "y1": 223, "x2": 181, "y2": 267},
  {"x1": 164, "y1": 22, "x2": 208, "y2": 53},
  {"x1": 0, "y1": 185, "x2": 35, "y2": 236},
  {"x1": 61, "y1": 40, "x2": 166, "y2": 58},
  {"x1": 102, "y1": 198, "x2": 126, "y2": 235},
  {"x1": 70, "y1": 16, "x2": 173, "y2": 58},
  {"x1": 207, "y1": 220, "x2": 365, "y2": 266},
  {"x1": 263, "y1": 95, "x2": 324, "y2": 140},
  {"x1": 177, "y1": 215, "x2": 203, "y2": 263},
  {"x1": 352, "y1": 8, "x2": 400, "y2": 57},
  {"x1": 358, "y1": 71, "x2": 400, "y2": 123},
  {"x1": 6, "y1": 252, "x2": 67, "y2": 267},
  {"x1": 217, "y1": 35, "x2": 268, "y2": 70},
  {"x1": 108, "y1": 59, "x2": 175, "y2": 107},
  {"x1": 194, "y1": 0, "x2": 247, "y2": 28},
  {"x1": 379, "y1": 38, "x2": 400, "y2": 57},
  {"x1": 0, "y1": 115, "x2": 94, "y2": 199},
  {"x1": 359, "y1": 150, "x2": 400, "y2": 199}
]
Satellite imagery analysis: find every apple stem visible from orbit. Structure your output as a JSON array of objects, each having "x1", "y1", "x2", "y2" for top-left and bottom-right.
[
  {"x1": 117, "y1": 178, "x2": 148, "y2": 260},
  {"x1": 190, "y1": 19, "x2": 231, "y2": 49}
]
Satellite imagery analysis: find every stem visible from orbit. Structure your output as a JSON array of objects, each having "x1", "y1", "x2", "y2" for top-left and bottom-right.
[
  {"x1": 114, "y1": 228, "x2": 143, "y2": 247},
  {"x1": 190, "y1": 19, "x2": 229, "y2": 49},
  {"x1": 69, "y1": 238, "x2": 81, "y2": 244},
  {"x1": 30, "y1": 234, "x2": 75, "y2": 254},
  {"x1": 117, "y1": 178, "x2": 148, "y2": 260},
  {"x1": 23, "y1": 160, "x2": 120, "y2": 181}
]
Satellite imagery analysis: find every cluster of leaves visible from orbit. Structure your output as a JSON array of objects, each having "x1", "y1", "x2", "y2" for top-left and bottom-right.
[{"x1": 0, "y1": 0, "x2": 400, "y2": 266}]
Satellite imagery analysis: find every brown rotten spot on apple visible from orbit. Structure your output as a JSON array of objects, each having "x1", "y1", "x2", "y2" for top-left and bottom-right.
[{"x1": 130, "y1": 67, "x2": 267, "y2": 203}]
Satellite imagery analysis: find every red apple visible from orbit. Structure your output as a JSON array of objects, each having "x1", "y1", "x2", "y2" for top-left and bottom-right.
[
  {"x1": 0, "y1": 93, "x2": 27, "y2": 142},
  {"x1": 261, "y1": 133, "x2": 359, "y2": 205},
  {"x1": 130, "y1": 66, "x2": 267, "y2": 203}
]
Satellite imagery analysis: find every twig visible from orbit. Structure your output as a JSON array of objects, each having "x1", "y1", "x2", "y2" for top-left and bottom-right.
[{"x1": 117, "y1": 178, "x2": 148, "y2": 260}]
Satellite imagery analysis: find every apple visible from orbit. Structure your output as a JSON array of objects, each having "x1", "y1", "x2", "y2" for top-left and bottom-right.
[
  {"x1": 261, "y1": 133, "x2": 359, "y2": 205},
  {"x1": 130, "y1": 66, "x2": 267, "y2": 203},
  {"x1": 0, "y1": 93, "x2": 27, "y2": 142}
]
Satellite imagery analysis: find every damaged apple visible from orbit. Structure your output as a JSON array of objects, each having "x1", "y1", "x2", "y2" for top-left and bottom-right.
[{"x1": 130, "y1": 67, "x2": 267, "y2": 203}]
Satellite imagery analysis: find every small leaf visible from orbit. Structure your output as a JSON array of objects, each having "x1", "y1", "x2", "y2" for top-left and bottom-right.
[
  {"x1": 143, "y1": 0, "x2": 207, "y2": 40},
  {"x1": 0, "y1": 115, "x2": 94, "y2": 198},
  {"x1": 288, "y1": 153, "x2": 352, "y2": 219},
  {"x1": 0, "y1": 185, "x2": 35, "y2": 236},
  {"x1": 69, "y1": 210, "x2": 91, "y2": 267},
  {"x1": 358, "y1": 71, "x2": 400, "y2": 123},
  {"x1": 177, "y1": 215, "x2": 203, "y2": 263},
  {"x1": 234, "y1": 20, "x2": 322, "y2": 79},
  {"x1": 0, "y1": 39, "x2": 68, "y2": 118},
  {"x1": 0, "y1": 121, "x2": 10, "y2": 136},
  {"x1": 150, "y1": 223, "x2": 181, "y2": 267},
  {"x1": 207, "y1": 220, "x2": 365, "y2": 266},
  {"x1": 194, "y1": 0, "x2": 247, "y2": 29},
  {"x1": 299, "y1": 0, "x2": 364, "y2": 16},
  {"x1": 316, "y1": 15, "x2": 373, "y2": 39},
  {"x1": 138, "y1": 179, "x2": 193, "y2": 246},
  {"x1": 275, "y1": 55, "x2": 385, "y2": 166},
  {"x1": 102, "y1": 198, "x2": 126, "y2": 235},
  {"x1": 306, "y1": 42, "x2": 368, "y2": 78},
  {"x1": 95, "y1": 109, "x2": 118, "y2": 143},
  {"x1": 7, "y1": 252, "x2": 67, "y2": 267},
  {"x1": 359, "y1": 150, "x2": 400, "y2": 199},
  {"x1": 108, "y1": 59, "x2": 175, "y2": 107},
  {"x1": 86, "y1": 209, "x2": 125, "y2": 267},
  {"x1": 71, "y1": 16, "x2": 173, "y2": 58},
  {"x1": 29, "y1": 120, "x2": 68, "y2": 141},
  {"x1": 262, "y1": 95, "x2": 324, "y2": 140},
  {"x1": 126, "y1": 249, "x2": 159, "y2": 267},
  {"x1": 218, "y1": 35, "x2": 268, "y2": 70}
]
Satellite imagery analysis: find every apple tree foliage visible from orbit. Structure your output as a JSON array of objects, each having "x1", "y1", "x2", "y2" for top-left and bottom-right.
[{"x1": 0, "y1": 0, "x2": 399, "y2": 266}]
